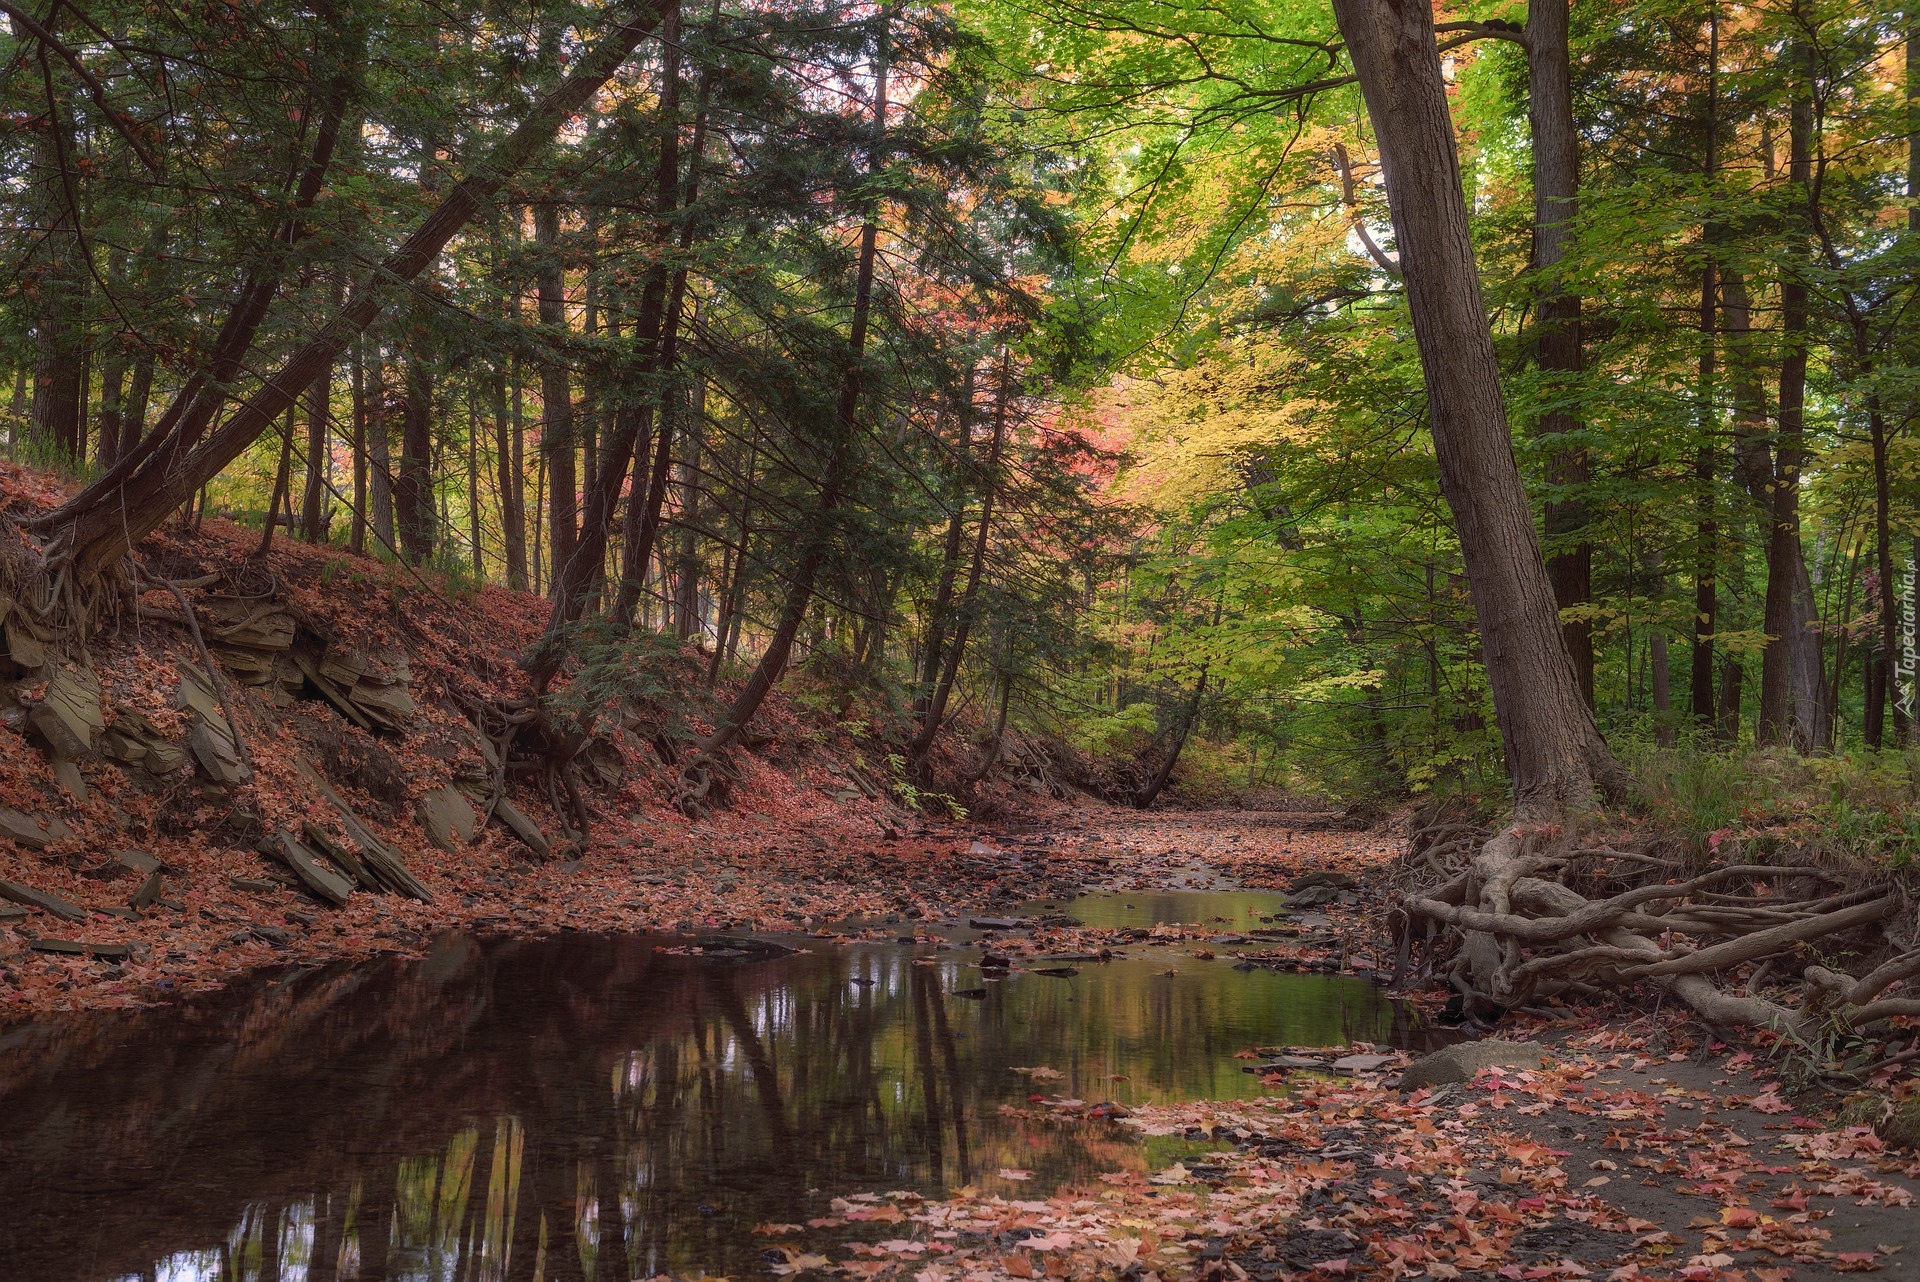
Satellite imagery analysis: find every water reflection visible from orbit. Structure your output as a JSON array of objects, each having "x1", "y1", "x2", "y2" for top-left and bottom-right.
[
  {"x1": 1020, "y1": 889, "x2": 1293, "y2": 930},
  {"x1": 0, "y1": 921, "x2": 1431, "y2": 1282}
]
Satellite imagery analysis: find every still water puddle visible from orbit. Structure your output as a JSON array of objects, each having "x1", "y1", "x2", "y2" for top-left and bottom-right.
[
  {"x1": 1020, "y1": 888, "x2": 1293, "y2": 930},
  {"x1": 0, "y1": 892, "x2": 1432, "y2": 1282}
]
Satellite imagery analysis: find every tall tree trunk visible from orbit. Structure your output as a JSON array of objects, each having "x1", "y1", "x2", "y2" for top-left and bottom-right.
[
  {"x1": 28, "y1": 102, "x2": 87, "y2": 463},
  {"x1": 350, "y1": 336, "x2": 368, "y2": 555},
  {"x1": 1758, "y1": 91, "x2": 1811, "y2": 750},
  {"x1": 33, "y1": 0, "x2": 674, "y2": 582},
  {"x1": 611, "y1": 18, "x2": 716, "y2": 628},
  {"x1": 676, "y1": 5, "x2": 891, "y2": 798},
  {"x1": 1331, "y1": 0, "x2": 1617, "y2": 822},
  {"x1": 396, "y1": 344, "x2": 436, "y2": 563},
  {"x1": 908, "y1": 351, "x2": 1009, "y2": 783},
  {"x1": 673, "y1": 372, "x2": 705, "y2": 639},
  {"x1": 532, "y1": 0, "x2": 693, "y2": 689},
  {"x1": 916, "y1": 364, "x2": 975, "y2": 716},
  {"x1": 257, "y1": 406, "x2": 298, "y2": 557},
  {"x1": 1526, "y1": 0, "x2": 1592, "y2": 707},
  {"x1": 495, "y1": 217, "x2": 531, "y2": 590},
  {"x1": 301, "y1": 280, "x2": 342, "y2": 542},
  {"x1": 1870, "y1": 399, "x2": 1910, "y2": 744},
  {"x1": 534, "y1": 202, "x2": 576, "y2": 588},
  {"x1": 120, "y1": 347, "x2": 155, "y2": 464},
  {"x1": 96, "y1": 344, "x2": 127, "y2": 469},
  {"x1": 1690, "y1": 10, "x2": 1720, "y2": 729},
  {"x1": 498, "y1": 357, "x2": 529, "y2": 589},
  {"x1": 468, "y1": 386, "x2": 484, "y2": 575},
  {"x1": 368, "y1": 350, "x2": 397, "y2": 551}
]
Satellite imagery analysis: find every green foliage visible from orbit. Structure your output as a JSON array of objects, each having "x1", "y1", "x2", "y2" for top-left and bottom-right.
[
  {"x1": 545, "y1": 620, "x2": 710, "y2": 744},
  {"x1": 1627, "y1": 744, "x2": 1920, "y2": 868}
]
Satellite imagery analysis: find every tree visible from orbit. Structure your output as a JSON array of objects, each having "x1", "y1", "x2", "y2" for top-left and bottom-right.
[{"x1": 1331, "y1": 0, "x2": 1617, "y2": 825}]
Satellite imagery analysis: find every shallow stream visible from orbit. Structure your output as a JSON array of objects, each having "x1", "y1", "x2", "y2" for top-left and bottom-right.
[{"x1": 0, "y1": 889, "x2": 1436, "y2": 1281}]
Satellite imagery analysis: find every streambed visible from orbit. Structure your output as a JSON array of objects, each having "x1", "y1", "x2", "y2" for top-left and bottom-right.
[{"x1": 0, "y1": 890, "x2": 1435, "y2": 1281}]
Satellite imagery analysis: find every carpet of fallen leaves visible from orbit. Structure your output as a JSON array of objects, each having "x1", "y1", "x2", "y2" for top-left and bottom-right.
[{"x1": 764, "y1": 1021, "x2": 1920, "y2": 1282}]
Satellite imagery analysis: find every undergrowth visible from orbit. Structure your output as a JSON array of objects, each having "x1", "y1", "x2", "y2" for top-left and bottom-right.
[{"x1": 1623, "y1": 742, "x2": 1920, "y2": 868}]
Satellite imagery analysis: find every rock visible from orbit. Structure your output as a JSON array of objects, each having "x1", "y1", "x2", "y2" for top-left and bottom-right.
[
  {"x1": 29, "y1": 667, "x2": 104, "y2": 759},
  {"x1": 175, "y1": 662, "x2": 224, "y2": 719},
  {"x1": 1874, "y1": 1101, "x2": 1920, "y2": 1152},
  {"x1": 968, "y1": 840, "x2": 1004, "y2": 856},
  {"x1": 29, "y1": 938, "x2": 135, "y2": 959},
  {"x1": 272, "y1": 832, "x2": 355, "y2": 907},
  {"x1": 419, "y1": 786, "x2": 479, "y2": 852},
  {"x1": 1264, "y1": 1054, "x2": 1328, "y2": 1070},
  {"x1": 1399, "y1": 1040, "x2": 1549, "y2": 1091},
  {"x1": 4, "y1": 615, "x2": 46, "y2": 671},
  {"x1": 1332, "y1": 1053, "x2": 1394, "y2": 1074},
  {"x1": 0, "y1": 877, "x2": 89, "y2": 922},
  {"x1": 102, "y1": 709, "x2": 184, "y2": 775},
  {"x1": 129, "y1": 870, "x2": 162, "y2": 911},
  {"x1": 189, "y1": 718, "x2": 250, "y2": 785},
  {"x1": 115, "y1": 849, "x2": 162, "y2": 874},
  {"x1": 0, "y1": 808, "x2": 55, "y2": 851},
  {"x1": 492, "y1": 798, "x2": 551, "y2": 859},
  {"x1": 304, "y1": 823, "x2": 375, "y2": 890},
  {"x1": 1289, "y1": 871, "x2": 1356, "y2": 892},
  {"x1": 969, "y1": 916, "x2": 1023, "y2": 930},
  {"x1": 51, "y1": 758, "x2": 86, "y2": 801},
  {"x1": 1286, "y1": 884, "x2": 1342, "y2": 907},
  {"x1": 297, "y1": 761, "x2": 433, "y2": 901},
  {"x1": 0, "y1": 904, "x2": 25, "y2": 922}
]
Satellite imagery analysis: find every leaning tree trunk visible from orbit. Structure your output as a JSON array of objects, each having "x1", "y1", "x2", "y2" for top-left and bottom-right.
[
  {"x1": 530, "y1": 0, "x2": 692, "y2": 694},
  {"x1": 1134, "y1": 669, "x2": 1207, "y2": 810},
  {"x1": 672, "y1": 5, "x2": 891, "y2": 814},
  {"x1": 28, "y1": 0, "x2": 676, "y2": 596},
  {"x1": 1331, "y1": 0, "x2": 1616, "y2": 824},
  {"x1": 906, "y1": 350, "x2": 1009, "y2": 787},
  {"x1": 1359, "y1": 6, "x2": 1920, "y2": 1039}
]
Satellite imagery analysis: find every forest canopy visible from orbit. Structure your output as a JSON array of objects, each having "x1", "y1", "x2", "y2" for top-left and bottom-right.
[{"x1": 3, "y1": 0, "x2": 1919, "y2": 818}]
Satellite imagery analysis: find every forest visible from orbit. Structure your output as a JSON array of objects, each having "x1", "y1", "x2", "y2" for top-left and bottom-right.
[
  {"x1": 10, "y1": 0, "x2": 1920, "y2": 1277},
  {"x1": 11, "y1": 0, "x2": 1920, "y2": 803}
]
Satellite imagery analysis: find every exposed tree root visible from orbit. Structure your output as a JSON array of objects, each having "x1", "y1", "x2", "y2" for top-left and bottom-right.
[{"x1": 1397, "y1": 816, "x2": 1919, "y2": 1058}]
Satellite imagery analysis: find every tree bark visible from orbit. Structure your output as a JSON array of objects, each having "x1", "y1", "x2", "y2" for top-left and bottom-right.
[
  {"x1": 1526, "y1": 0, "x2": 1592, "y2": 708},
  {"x1": 534, "y1": 201, "x2": 576, "y2": 588},
  {"x1": 1135, "y1": 669, "x2": 1207, "y2": 809},
  {"x1": 675, "y1": 5, "x2": 891, "y2": 799},
  {"x1": 28, "y1": 97, "x2": 87, "y2": 463},
  {"x1": 301, "y1": 279, "x2": 342, "y2": 542},
  {"x1": 1871, "y1": 399, "x2": 1910, "y2": 744},
  {"x1": 531, "y1": 0, "x2": 691, "y2": 690},
  {"x1": 908, "y1": 350, "x2": 1009, "y2": 783},
  {"x1": 915, "y1": 364, "x2": 975, "y2": 717},
  {"x1": 368, "y1": 349, "x2": 397, "y2": 550},
  {"x1": 1690, "y1": 9, "x2": 1720, "y2": 730},
  {"x1": 396, "y1": 343, "x2": 436, "y2": 563},
  {"x1": 350, "y1": 336, "x2": 368, "y2": 555},
  {"x1": 1331, "y1": 0, "x2": 1617, "y2": 822},
  {"x1": 611, "y1": 16, "x2": 714, "y2": 628},
  {"x1": 1758, "y1": 91, "x2": 1811, "y2": 750},
  {"x1": 32, "y1": 0, "x2": 674, "y2": 583}
]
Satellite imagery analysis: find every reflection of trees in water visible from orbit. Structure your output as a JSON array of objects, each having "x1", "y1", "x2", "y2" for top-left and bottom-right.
[{"x1": 4, "y1": 934, "x2": 1424, "y2": 1282}]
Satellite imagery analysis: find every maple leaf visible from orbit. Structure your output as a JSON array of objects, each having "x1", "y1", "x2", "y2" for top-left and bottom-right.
[{"x1": 1834, "y1": 1254, "x2": 1885, "y2": 1273}]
